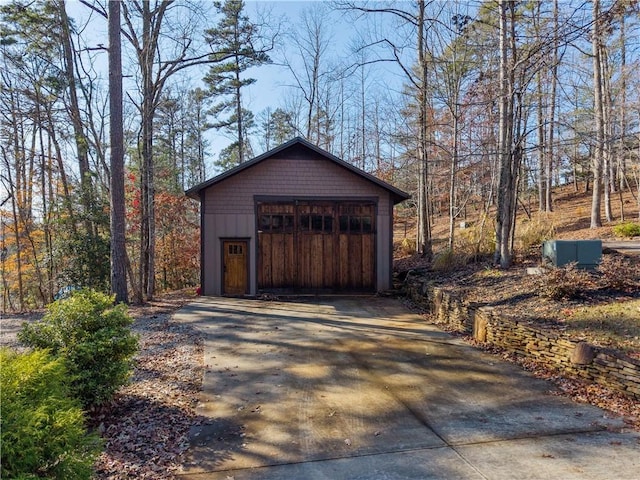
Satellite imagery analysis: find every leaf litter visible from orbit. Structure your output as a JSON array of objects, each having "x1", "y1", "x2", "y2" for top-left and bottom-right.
[{"x1": 92, "y1": 293, "x2": 205, "y2": 479}]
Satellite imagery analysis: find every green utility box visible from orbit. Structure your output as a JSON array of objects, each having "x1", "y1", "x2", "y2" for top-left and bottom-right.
[{"x1": 542, "y1": 240, "x2": 602, "y2": 269}]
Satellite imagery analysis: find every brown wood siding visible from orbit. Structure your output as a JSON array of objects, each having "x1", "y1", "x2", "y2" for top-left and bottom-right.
[
  {"x1": 203, "y1": 157, "x2": 391, "y2": 216},
  {"x1": 257, "y1": 203, "x2": 295, "y2": 289}
]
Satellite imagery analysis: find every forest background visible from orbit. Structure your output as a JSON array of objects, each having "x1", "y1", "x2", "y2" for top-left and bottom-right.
[{"x1": 1, "y1": 0, "x2": 639, "y2": 311}]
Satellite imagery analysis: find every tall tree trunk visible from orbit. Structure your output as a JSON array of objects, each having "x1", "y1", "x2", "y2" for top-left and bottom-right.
[
  {"x1": 360, "y1": 66, "x2": 366, "y2": 170},
  {"x1": 138, "y1": 0, "x2": 157, "y2": 301},
  {"x1": 58, "y1": 0, "x2": 93, "y2": 232},
  {"x1": 495, "y1": 0, "x2": 517, "y2": 268},
  {"x1": 495, "y1": 0, "x2": 509, "y2": 266},
  {"x1": 590, "y1": 0, "x2": 604, "y2": 228},
  {"x1": 536, "y1": 70, "x2": 546, "y2": 211},
  {"x1": 545, "y1": 0, "x2": 559, "y2": 212},
  {"x1": 618, "y1": 12, "x2": 627, "y2": 221},
  {"x1": 416, "y1": 0, "x2": 431, "y2": 259},
  {"x1": 448, "y1": 112, "x2": 459, "y2": 250},
  {"x1": 36, "y1": 97, "x2": 53, "y2": 302},
  {"x1": 2, "y1": 151, "x2": 24, "y2": 311},
  {"x1": 534, "y1": 2, "x2": 546, "y2": 212},
  {"x1": 109, "y1": 0, "x2": 128, "y2": 304},
  {"x1": 601, "y1": 42, "x2": 613, "y2": 222}
]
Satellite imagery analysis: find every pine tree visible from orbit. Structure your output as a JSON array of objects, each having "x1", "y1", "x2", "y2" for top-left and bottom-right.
[{"x1": 204, "y1": 0, "x2": 270, "y2": 165}]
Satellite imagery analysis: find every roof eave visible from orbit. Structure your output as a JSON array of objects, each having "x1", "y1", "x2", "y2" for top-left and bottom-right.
[{"x1": 184, "y1": 136, "x2": 410, "y2": 204}]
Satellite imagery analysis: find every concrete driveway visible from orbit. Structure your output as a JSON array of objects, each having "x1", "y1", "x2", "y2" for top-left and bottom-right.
[
  {"x1": 603, "y1": 240, "x2": 640, "y2": 256},
  {"x1": 175, "y1": 297, "x2": 639, "y2": 479}
]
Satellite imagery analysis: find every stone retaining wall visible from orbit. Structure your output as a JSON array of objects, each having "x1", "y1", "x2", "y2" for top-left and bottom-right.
[{"x1": 405, "y1": 277, "x2": 640, "y2": 400}]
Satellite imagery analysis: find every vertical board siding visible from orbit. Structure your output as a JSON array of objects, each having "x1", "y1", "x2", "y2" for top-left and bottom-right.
[{"x1": 203, "y1": 213, "x2": 254, "y2": 295}]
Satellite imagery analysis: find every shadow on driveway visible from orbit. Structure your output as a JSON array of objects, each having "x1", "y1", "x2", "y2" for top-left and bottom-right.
[{"x1": 175, "y1": 296, "x2": 639, "y2": 480}]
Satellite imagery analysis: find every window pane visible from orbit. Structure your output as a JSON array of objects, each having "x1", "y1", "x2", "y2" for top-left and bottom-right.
[
  {"x1": 272, "y1": 215, "x2": 283, "y2": 230},
  {"x1": 260, "y1": 215, "x2": 271, "y2": 231},
  {"x1": 284, "y1": 215, "x2": 294, "y2": 231},
  {"x1": 350, "y1": 216, "x2": 361, "y2": 232},
  {"x1": 300, "y1": 215, "x2": 310, "y2": 230},
  {"x1": 339, "y1": 215, "x2": 349, "y2": 232},
  {"x1": 362, "y1": 216, "x2": 372, "y2": 233},
  {"x1": 323, "y1": 216, "x2": 333, "y2": 233},
  {"x1": 342, "y1": 205, "x2": 356, "y2": 215},
  {"x1": 312, "y1": 215, "x2": 323, "y2": 231}
]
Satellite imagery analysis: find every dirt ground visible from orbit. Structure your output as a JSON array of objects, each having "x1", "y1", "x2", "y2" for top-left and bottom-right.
[{"x1": 394, "y1": 184, "x2": 640, "y2": 358}]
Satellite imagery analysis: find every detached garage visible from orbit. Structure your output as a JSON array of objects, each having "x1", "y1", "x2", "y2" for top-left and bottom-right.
[{"x1": 185, "y1": 137, "x2": 409, "y2": 296}]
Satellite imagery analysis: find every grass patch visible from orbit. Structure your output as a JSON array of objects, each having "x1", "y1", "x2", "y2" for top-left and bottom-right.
[
  {"x1": 560, "y1": 299, "x2": 640, "y2": 353},
  {"x1": 612, "y1": 222, "x2": 640, "y2": 238}
]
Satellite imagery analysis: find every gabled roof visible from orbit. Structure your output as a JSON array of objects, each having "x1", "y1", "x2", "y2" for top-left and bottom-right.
[{"x1": 185, "y1": 137, "x2": 410, "y2": 204}]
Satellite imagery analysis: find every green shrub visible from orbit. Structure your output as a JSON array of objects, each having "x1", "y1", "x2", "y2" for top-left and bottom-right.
[
  {"x1": 1, "y1": 348, "x2": 101, "y2": 479},
  {"x1": 19, "y1": 289, "x2": 138, "y2": 409},
  {"x1": 533, "y1": 262, "x2": 596, "y2": 300},
  {"x1": 612, "y1": 222, "x2": 640, "y2": 238}
]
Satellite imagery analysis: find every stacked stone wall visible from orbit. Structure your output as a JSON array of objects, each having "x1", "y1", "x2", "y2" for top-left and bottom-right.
[{"x1": 406, "y1": 278, "x2": 640, "y2": 400}]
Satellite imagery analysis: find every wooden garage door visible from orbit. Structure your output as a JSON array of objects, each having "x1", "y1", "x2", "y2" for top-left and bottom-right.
[{"x1": 257, "y1": 201, "x2": 375, "y2": 292}]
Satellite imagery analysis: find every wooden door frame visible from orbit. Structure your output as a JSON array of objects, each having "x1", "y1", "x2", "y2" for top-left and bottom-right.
[{"x1": 220, "y1": 238, "x2": 250, "y2": 296}]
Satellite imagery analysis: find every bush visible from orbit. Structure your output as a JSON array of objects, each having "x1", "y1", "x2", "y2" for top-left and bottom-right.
[
  {"x1": 597, "y1": 254, "x2": 640, "y2": 291},
  {"x1": 1, "y1": 348, "x2": 101, "y2": 479},
  {"x1": 19, "y1": 289, "x2": 138, "y2": 409},
  {"x1": 533, "y1": 262, "x2": 596, "y2": 300},
  {"x1": 399, "y1": 237, "x2": 416, "y2": 256},
  {"x1": 612, "y1": 222, "x2": 640, "y2": 238}
]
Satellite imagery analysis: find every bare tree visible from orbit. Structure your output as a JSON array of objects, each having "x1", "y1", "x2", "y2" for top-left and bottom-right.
[
  {"x1": 57, "y1": 1, "x2": 95, "y2": 231},
  {"x1": 590, "y1": 0, "x2": 604, "y2": 228},
  {"x1": 282, "y1": 5, "x2": 332, "y2": 144},
  {"x1": 337, "y1": 0, "x2": 436, "y2": 258},
  {"x1": 495, "y1": 0, "x2": 516, "y2": 267},
  {"x1": 108, "y1": 0, "x2": 128, "y2": 303},
  {"x1": 112, "y1": 0, "x2": 238, "y2": 300}
]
